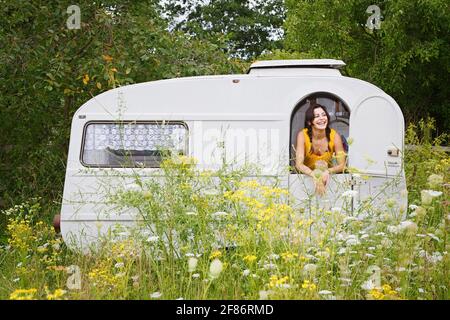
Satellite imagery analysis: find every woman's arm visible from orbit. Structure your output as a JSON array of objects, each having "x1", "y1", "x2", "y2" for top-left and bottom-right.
[
  {"x1": 295, "y1": 130, "x2": 313, "y2": 176},
  {"x1": 328, "y1": 133, "x2": 346, "y2": 174}
]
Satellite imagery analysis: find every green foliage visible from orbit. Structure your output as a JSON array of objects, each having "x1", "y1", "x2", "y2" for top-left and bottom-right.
[
  {"x1": 162, "y1": 0, "x2": 286, "y2": 59},
  {"x1": 404, "y1": 118, "x2": 449, "y2": 203},
  {"x1": 284, "y1": 0, "x2": 450, "y2": 131},
  {"x1": 0, "y1": 1, "x2": 245, "y2": 217}
]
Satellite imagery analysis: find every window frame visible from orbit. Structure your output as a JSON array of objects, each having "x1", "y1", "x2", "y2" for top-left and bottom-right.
[{"x1": 79, "y1": 120, "x2": 189, "y2": 168}]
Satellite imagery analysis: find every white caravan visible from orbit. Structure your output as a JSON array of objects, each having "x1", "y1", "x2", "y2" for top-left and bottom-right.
[{"x1": 59, "y1": 59, "x2": 407, "y2": 249}]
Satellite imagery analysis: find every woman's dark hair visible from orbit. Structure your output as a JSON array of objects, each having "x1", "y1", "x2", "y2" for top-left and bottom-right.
[{"x1": 304, "y1": 102, "x2": 331, "y2": 154}]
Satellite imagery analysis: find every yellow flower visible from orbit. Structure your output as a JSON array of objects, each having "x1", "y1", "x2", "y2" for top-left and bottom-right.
[
  {"x1": 301, "y1": 280, "x2": 317, "y2": 291},
  {"x1": 46, "y1": 289, "x2": 66, "y2": 300},
  {"x1": 82, "y1": 74, "x2": 90, "y2": 85},
  {"x1": 280, "y1": 251, "x2": 298, "y2": 262},
  {"x1": 209, "y1": 250, "x2": 222, "y2": 259},
  {"x1": 243, "y1": 255, "x2": 257, "y2": 263},
  {"x1": 10, "y1": 288, "x2": 38, "y2": 300},
  {"x1": 368, "y1": 289, "x2": 385, "y2": 300},
  {"x1": 269, "y1": 275, "x2": 289, "y2": 288}
]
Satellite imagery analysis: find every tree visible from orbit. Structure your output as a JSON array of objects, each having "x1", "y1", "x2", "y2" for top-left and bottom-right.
[
  {"x1": 283, "y1": 0, "x2": 450, "y2": 133},
  {"x1": 0, "y1": 0, "x2": 245, "y2": 215},
  {"x1": 162, "y1": 0, "x2": 286, "y2": 59}
]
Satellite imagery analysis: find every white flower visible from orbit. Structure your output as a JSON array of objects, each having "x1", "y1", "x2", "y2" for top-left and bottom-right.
[
  {"x1": 185, "y1": 211, "x2": 198, "y2": 216},
  {"x1": 147, "y1": 235, "x2": 159, "y2": 243},
  {"x1": 12, "y1": 278, "x2": 20, "y2": 283},
  {"x1": 243, "y1": 269, "x2": 251, "y2": 277},
  {"x1": 212, "y1": 211, "x2": 229, "y2": 219},
  {"x1": 427, "y1": 174, "x2": 443, "y2": 188},
  {"x1": 421, "y1": 190, "x2": 443, "y2": 205},
  {"x1": 150, "y1": 292, "x2": 162, "y2": 299},
  {"x1": 303, "y1": 263, "x2": 318, "y2": 275},
  {"x1": 268, "y1": 254, "x2": 280, "y2": 260},
  {"x1": 114, "y1": 262, "x2": 124, "y2": 269},
  {"x1": 188, "y1": 257, "x2": 198, "y2": 273},
  {"x1": 203, "y1": 189, "x2": 220, "y2": 196},
  {"x1": 365, "y1": 253, "x2": 375, "y2": 258},
  {"x1": 418, "y1": 288, "x2": 425, "y2": 293},
  {"x1": 341, "y1": 190, "x2": 358, "y2": 199},
  {"x1": 398, "y1": 221, "x2": 418, "y2": 235},
  {"x1": 380, "y1": 238, "x2": 392, "y2": 248},
  {"x1": 192, "y1": 273, "x2": 200, "y2": 278},
  {"x1": 430, "y1": 252, "x2": 443, "y2": 264},
  {"x1": 337, "y1": 248, "x2": 347, "y2": 255},
  {"x1": 318, "y1": 290, "x2": 333, "y2": 295},
  {"x1": 262, "y1": 262, "x2": 277, "y2": 270},
  {"x1": 259, "y1": 290, "x2": 273, "y2": 300},
  {"x1": 387, "y1": 226, "x2": 398, "y2": 234},
  {"x1": 316, "y1": 251, "x2": 330, "y2": 259},
  {"x1": 209, "y1": 258, "x2": 223, "y2": 279}
]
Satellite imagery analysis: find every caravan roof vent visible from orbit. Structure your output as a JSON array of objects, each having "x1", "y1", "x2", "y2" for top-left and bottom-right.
[{"x1": 247, "y1": 59, "x2": 346, "y2": 76}]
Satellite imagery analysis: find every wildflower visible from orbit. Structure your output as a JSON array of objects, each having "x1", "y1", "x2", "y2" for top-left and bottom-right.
[
  {"x1": 203, "y1": 189, "x2": 220, "y2": 196},
  {"x1": 242, "y1": 269, "x2": 251, "y2": 277},
  {"x1": 243, "y1": 255, "x2": 257, "y2": 263},
  {"x1": 150, "y1": 292, "x2": 162, "y2": 299},
  {"x1": 269, "y1": 275, "x2": 290, "y2": 288},
  {"x1": 209, "y1": 259, "x2": 223, "y2": 279},
  {"x1": 259, "y1": 290, "x2": 273, "y2": 300},
  {"x1": 427, "y1": 174, "x2": 443, "y2": 188},
  {"x1": 368, "y1": 289, "x2": 384, "y2": 300},
  {"x1": 318, "y1": 290, "x2": 333, "y2": 295},
  {"x1": 398, "y1": 221, "x2": 418, "y2": 235},
  {"x1": 46, "y1": 289, "x2": 66, "y2": 300},
  {"x1": 387, "y1": 225, "x2": 398, "y2": 234},
  {"x1": 82, "y1": 74, "x2": 90, "y2": 85},
  {"x1": 280, "y1": 252, "x2": 298, "y2": 262},
  {"x1": 9, "y1": 288, "x2": 37, "y2": 300},
  {"x1": 301, "y1": 280, "x2": 317, "y2": 291},
  {"x1": 211, "y1": 211, "x2": 228, "y2": 219},
  {"x1": 303, "y1": 263, "x2": 318, "y2": 276},
  {"x1": 192, "y1": 273, "x2": 200, "y2": 278},
  {"x1": 421, "y1": 190, "x2": 443, "y2": 205},
  {"x1": 188, "y1": 257, "x2": 198, "y2": 273},
  {"x1": 209, "y1": 250, "x2": 222, "y2": 259}
]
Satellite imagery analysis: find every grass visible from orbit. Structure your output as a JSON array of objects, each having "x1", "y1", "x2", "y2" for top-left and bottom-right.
[{"x1": 0, "y1": 122, "x2": 448, "y2": 300}]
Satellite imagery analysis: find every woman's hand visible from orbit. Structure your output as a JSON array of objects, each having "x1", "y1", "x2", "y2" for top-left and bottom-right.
[{"x1": 322, "y1": 169, "x2": 330, "y2": 186}]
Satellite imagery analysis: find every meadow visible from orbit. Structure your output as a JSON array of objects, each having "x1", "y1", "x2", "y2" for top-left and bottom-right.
[{"x1": 0, "y1": 120, "x2": 448, "y2": 300}]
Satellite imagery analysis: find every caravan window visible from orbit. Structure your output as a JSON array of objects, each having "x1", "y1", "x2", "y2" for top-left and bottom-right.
[{"x1": 81, "y1": 121, "x2": 188, "y2": 168}]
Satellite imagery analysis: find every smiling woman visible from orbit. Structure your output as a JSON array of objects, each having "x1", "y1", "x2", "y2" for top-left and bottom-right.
[{"x1": 294, "y1": 102, "x2": 347, "y2": 195}]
